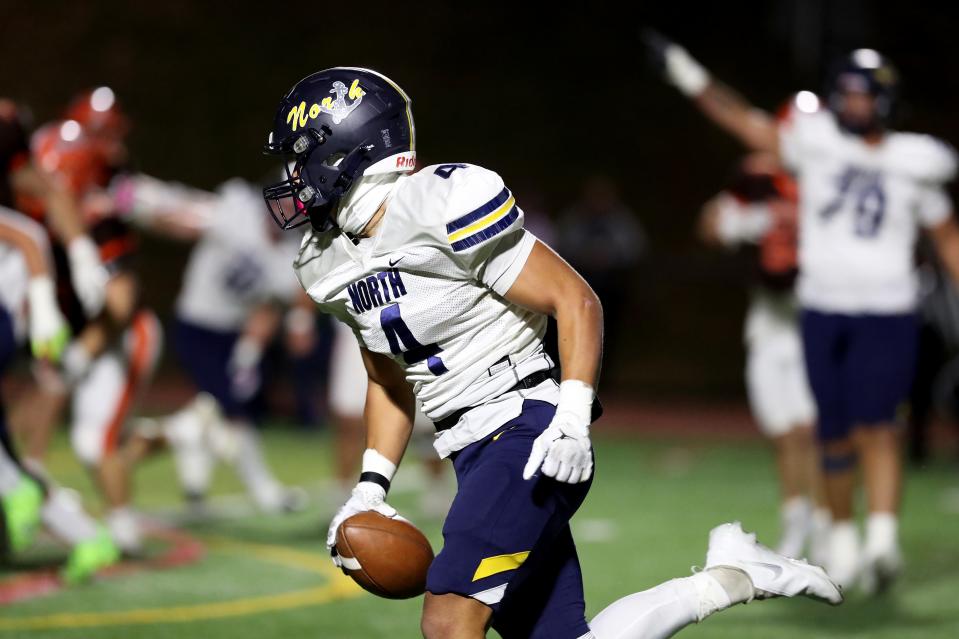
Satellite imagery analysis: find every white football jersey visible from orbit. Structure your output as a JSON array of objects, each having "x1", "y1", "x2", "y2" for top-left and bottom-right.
[
  {"x1": 294, "y1": 164, "x2": 549, "y2": 435},
  {"x1": 0, "y1": 206, "x2": 41, "y2": 340},
  {"x1": 0, "y1": 242, "x2": 26, "y2": 338},
  {"x1": 176, "y1": 179, "x2": 303, "y2": 330},
  {"x1": 780, "y1": 109, "x2": 957, "y2": 313}
]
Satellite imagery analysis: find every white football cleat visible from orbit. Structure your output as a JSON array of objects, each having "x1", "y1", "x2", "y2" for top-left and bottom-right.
[
  {"x1": 705, "y1": 522, "x2": 843, "y2": 605},
  {"x1": 106, "y1": 508, "x2": 144, "y2": 556}
]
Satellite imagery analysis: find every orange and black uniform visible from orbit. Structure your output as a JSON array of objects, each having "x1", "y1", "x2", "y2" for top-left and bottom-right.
[
  {"x1": 726, "y1": 165, "x2": 800, "y2": 291},
  {"x1": 17, "y1": 173, "x2": 138, "y2": 333}
]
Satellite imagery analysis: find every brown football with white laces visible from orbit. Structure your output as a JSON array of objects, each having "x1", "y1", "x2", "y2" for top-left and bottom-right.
[{"x1": 335, "y1": 511, "x2": 434, "y2": 599}]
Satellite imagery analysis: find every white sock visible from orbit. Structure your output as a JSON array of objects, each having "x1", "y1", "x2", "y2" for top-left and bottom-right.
[
  {"x1": 864, "y1": 512, "x2": 898, "y2": 558},
  {"x1": 827, "y1": 519, "x2": 860, "y2": 589},
  {"x1": 589, "y1": 570, "x2": 746, "y2": 639},
  {"x1": 777, "y1": 496, "x2": 813, "y2": 558},
  {"x1": 810, "y1": 508, "x2": 831, "y2": 566},
  {"x1": 41, "y1": 488, "x2": 99, "y2": 545},
  {"x1": 232, "y1": 424, "x2": 284, "y2": 509},
  {"x1": 162, "y1": 403, "x2": 215, "y2": 496},
  {"x1": 107, "y1": 506, "x2": 141, "y2": 553}
]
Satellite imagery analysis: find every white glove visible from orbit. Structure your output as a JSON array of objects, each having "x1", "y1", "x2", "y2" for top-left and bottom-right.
[
  {"x1": 227, "y1": 337, "x2": 263, "y2": 401},
  {"x1": 523, "y1": 380, "x2": 595, "y2": 484},
  {"x1": 327, "y1": 481, "x2": 403, "y2": 566},
  {"x1": 67, "y1": 236, "x2": 109, "y2": 318},
  {"x1": 27, "y1": 276, "x2": 70, "y2": 362},
  {"x1": 663, "y1": 43, "x2": 710, "y2": 96},
  {"x1": 328, "y1": 449, "x2": 401, "y2": 566}
]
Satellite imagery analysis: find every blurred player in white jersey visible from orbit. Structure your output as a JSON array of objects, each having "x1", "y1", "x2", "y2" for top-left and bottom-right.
[
  {"x1": 113, "y1": 173, "x2": 309, "y2": 513},
  {"x1": 699, "y1": 146, "x2": 827, "y2": 562},
  {"x1": 649, "y1": 34, "x2": 959, "y2": 593},
  {"x1": 262, "y1": 67, "x2": 841, "y2": 639}
]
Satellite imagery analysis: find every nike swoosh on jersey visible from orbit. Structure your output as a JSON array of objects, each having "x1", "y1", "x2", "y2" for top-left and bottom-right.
[{"x1": 389, "y1": 256, "x2": 406, "y2": 267}]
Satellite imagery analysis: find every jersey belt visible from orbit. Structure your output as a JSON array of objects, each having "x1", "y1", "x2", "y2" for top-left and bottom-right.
[{"x1": 432, "y1": 369, "x2": 557, "y2": 432}]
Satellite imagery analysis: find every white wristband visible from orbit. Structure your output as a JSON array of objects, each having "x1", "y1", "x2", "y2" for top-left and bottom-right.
[
  {"x1": 557, "y1": 380, "x2": 595, "y2": 426},
  {"x1": 716, "y1": 197, "x2": 773, "y2": 246},
  {"x1": 362, "y1": 448, "x2": 397, "y2": 482},
  {"x1": 664, "y1": 45, "x2": 710, "y2": 97}
]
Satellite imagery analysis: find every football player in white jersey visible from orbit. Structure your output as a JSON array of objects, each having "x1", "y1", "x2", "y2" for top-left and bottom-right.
[
  {"x1": 108, "y1": 173, "x2": 310, "y2": 514},
  {"x1": 647, "y1": 34, "x2": 959, "y2": 593},
  {"x1": 699, "y1": 148, "x2": 827, "y2": 563},
  {"x1": 263, "y1": 67, "x2": 841, "y2": 639}
]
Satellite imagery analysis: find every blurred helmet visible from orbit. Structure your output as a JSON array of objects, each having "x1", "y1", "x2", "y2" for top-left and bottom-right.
[
  {"x1": 31, "y1": 120, "x2": 111, "y2": 195},
  {"x1": 262, "y1": 67, "x2": 416, "y2": 231},
  {"x1": 64, "y1": 86, "x2": 129, "y2": 139},
  {"x1": 827, "y1": 49, "x2": 899, "y2": 135}
]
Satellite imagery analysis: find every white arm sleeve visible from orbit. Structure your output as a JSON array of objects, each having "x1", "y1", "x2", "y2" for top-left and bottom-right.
[{"x1": 112, "y1": 173, "x2": 217, "y2": 231}]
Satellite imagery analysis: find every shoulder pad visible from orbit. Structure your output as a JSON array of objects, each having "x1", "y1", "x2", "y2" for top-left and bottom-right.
[
  {"x1": 377, "y1": 163, "x2": 518, "y2": 254},
  {"x1": 887, "y1": 133, "x2": 957, "y2": 183},
  {"x1": 431, "y1": 165, "x2": 517, "y2": 252}
]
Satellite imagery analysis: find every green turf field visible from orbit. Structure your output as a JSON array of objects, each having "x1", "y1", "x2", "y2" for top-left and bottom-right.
[{"x1": 3, "y1": 427, "x2": 958, "y2": 638}]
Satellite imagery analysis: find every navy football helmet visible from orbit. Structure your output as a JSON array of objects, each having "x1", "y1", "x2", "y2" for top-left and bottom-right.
[
  {"x1": 263, "y1": 67, "x2": 416, "y2": 230},
  {"x1": 827, "y1": 49, "x2": 899, "y2": 135}
]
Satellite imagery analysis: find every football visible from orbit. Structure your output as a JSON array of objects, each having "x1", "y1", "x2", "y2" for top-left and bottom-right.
[{"x1": 335, "y1": 511, "x2": 434, "y2": 599}]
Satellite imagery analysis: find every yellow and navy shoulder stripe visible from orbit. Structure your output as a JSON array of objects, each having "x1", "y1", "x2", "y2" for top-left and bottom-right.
[{"x1": 446, "y1": 187, "x2": 519, "y2": 252}]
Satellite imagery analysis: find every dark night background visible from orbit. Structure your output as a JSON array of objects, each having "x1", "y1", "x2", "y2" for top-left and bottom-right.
[{"x1": 2, "y1": 0, "x2": 957, "y2": 398}]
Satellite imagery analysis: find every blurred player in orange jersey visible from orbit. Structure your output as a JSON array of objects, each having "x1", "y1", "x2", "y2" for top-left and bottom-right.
[
  {"x1": 0, "y1": 99, "x2": 118, "y2": 582},
  {"x1": 13, "y1": 115, "x2": 164, "y2": 555},
  {"x1": 699, "y1": 139, "x2": 829, "y2": 564}
]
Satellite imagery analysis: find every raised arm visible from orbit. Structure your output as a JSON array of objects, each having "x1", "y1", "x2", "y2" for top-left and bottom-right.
[
  {"x1": 10, "y1": 162, "x2": 108, "y2": 317},
  {"x1": 643, "y1": 30, "x2": 780, "y2": 154}
]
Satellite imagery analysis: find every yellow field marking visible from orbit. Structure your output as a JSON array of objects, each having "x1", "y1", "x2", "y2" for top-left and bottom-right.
[
  {"x1": 204, "y1": 536, "x2": 341, "y2": 575},
  {"x1": 0, "y1": 536, "x2": 364, "y2": 632}
]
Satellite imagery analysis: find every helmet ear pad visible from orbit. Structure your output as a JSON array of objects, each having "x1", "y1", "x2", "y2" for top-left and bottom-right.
[{"x1": 298, "y1": 141, "x2": 375, "y2": 227}]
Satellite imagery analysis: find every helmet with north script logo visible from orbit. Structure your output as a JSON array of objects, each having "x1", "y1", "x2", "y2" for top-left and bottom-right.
[{"x1": 263, "y1": 67, "x2": 416, "y2": 231}]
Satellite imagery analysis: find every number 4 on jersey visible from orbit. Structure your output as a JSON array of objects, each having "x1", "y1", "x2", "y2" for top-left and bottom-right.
[
  {"x1": 434, "y1": 164, "x2": 467, "y2": 179},
  {"x1": 380, "y1": 304, "x2": 448, "y2": 375}
]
